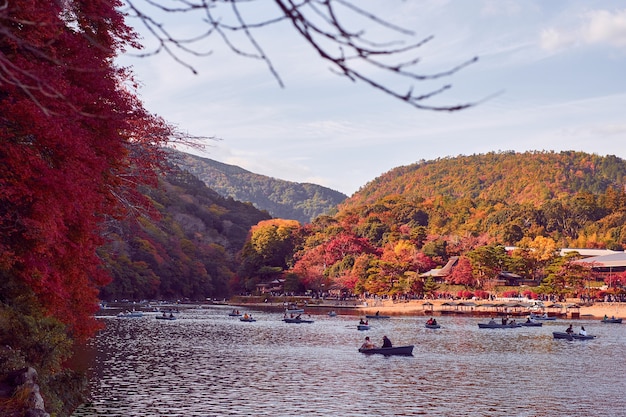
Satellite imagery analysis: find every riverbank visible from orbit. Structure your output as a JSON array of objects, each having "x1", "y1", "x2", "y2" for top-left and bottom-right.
[{"x1": 355, "y1": 299, "x2": 623, "y2": 320}]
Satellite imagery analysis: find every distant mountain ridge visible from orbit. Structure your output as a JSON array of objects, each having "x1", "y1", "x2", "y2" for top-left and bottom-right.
[
  {"x1": 344, "y1": 151, "x2": 626, "y2": 208},
  {"x1": 172, "y1": 151, "x2": 348, "y2": 224}
]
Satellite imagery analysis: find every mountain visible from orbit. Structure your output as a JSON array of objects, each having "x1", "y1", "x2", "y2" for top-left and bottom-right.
[
  {"x1": 98, "y1": 166, "x2": 272, "y2": 301},
  {"x1": 345, "y1": 151, "x2": 626, "y2": 209},
  {"x1": 171, "y1": 151, "x2": 348, "y2": 224}
]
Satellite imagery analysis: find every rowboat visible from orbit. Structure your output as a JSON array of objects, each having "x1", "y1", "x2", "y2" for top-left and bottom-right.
[
  {"x1": 478, "y1": 322, "x2": 521, "y2": 329},
  {"x1": 240, "y1": 317, "x2": 257, "y2": 322},
  {"x1": 519, "y1": 321, "x2": 542, "y2": 327},
  {"x1": 357, "y1": 324, "x2": 370, "y2": 331},
  {"x1": 228, "y1": 313, "x2": 242, "y2": 317},
  {"x1": 601, "y1": 318, "x2": 622, "y2": 323},
  {"x1": 553, "y1": 331, "x2": 596, "y2": 340},
  {"x1": 366, "y1": 314, "x2": 390, "y2": 319},
  {"x1": 530, "y1": 314, "x2": 556, "y2": 321},
  {"x1": 283, "y1": 318, "x2": 314, "y2": 324},
  {"x1": 425, "y1": 324, "x2": 441, "y2": 329},
  {"x1": 358, "y1": 345, "x2": 414, "y2": 356},
  {"x1": 156, "y1": 315, "x2": 177, "y2": 320}
]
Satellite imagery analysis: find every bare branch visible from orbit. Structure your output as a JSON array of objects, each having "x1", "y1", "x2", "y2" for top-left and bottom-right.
[{"x1": 121, "y1": 0, "x2": 481, "y2": 111}]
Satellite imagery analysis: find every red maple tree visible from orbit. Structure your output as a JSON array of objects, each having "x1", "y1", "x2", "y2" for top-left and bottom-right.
[{"x1": 0, "y1": 1, "x2": 175, "y2": 338}]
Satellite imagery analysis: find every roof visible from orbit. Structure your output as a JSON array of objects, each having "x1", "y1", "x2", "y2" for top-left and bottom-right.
[
  {"x1": 572, "y1": 252, "x2": 626, "y2": 267},
  {"x1": 420, "y1": 256, "x2": 459, "y2": 277},
  {"x1": 560, "y1": 248, "x2": 620, "y2": 257}
]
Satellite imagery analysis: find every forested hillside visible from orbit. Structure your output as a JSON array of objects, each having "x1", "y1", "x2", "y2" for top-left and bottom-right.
[
  {"x1": 347, "y1": 151, "x2": 626, "y2": 208},
  {"x1": 235, "y1": 151, "x2": 626, "y2": 300},
  {"x1": 172, "y1": 151, "x2": 348, "y2": 224},
  {"x1": 99, "y1": 166, "x2": 271, "y2": 301}
]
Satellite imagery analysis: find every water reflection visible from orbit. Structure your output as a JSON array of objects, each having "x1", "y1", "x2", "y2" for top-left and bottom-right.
[{"x1": 72, "y1": 306, "x2": 626, "y2": 416}]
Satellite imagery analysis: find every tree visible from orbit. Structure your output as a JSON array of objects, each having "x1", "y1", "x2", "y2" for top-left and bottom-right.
[
  {"x1": 0, "y1": 1, "x2": 187, "y2": 339},
  {"x1": 123, "y1": 0, "x2": 478, "y2": 111},
  {"x1": 448, "y1": 256, "x2": 476, "y2": 288}
]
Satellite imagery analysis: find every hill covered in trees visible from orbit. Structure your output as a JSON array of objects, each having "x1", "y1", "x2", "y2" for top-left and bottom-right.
[
  {"x1": 235, "y1": 151, "x2": 626, "y2": 299},
  {"x1": 172, "y1": 151, "x2": 347, "y2": 224},
  {"x1": 347, "y1": 151, "x2": 626, "y2": 208},
  {"x1": 98, "y1": 165, "x2": 272, "y2": 302}
]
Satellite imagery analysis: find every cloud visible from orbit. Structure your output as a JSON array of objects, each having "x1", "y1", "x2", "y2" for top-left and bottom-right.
[
  {"x1": 540, "y1": 8, "x2": 626, "y2": 52},
  {"x1": 540, "y1": 28, "x2": 576, "y2": 52},
  {"x1": 584, "y1": 9, "x2": 626, "y2": 47}
]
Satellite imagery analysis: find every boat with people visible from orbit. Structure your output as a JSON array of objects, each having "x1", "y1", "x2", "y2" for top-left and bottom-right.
[
  {"x1": 357, "y1": 324, "x2": 370, "y2": 331},
  {"x1": 228, "y1": 309, "x2": 242, "y2": 317},
  {"x1": 366, "y1": 312, "x2": 390, "y2": 319},
  {"x1": 156, "y1": 314, "x2": 177, "y2": 320},
  {"x1": 425, "y1": 317, "x2": 440, "y2": 329},
  {"x1": 358, "y1": 345, "x2": 414, "y2": 356},
  {"x1": 240, "y1": 317, "x2": 257, "y2": 322},
  {"x1": 530, "y1": 313, "x2": 556, "y2": 321},
  {"x1": 520, "y1": 320, "x2": 543, "y2": 327},
  {"x1": 283, "y1": 317, "x2": 314, "y2": 324},
  {"x1": 478, "y1": 323, "x2": 521, "y2": 328},
  {"x1": 553, "y1": 331, "x2": 596, "y2": 340},
  {"x1": 478, "y1": 318, "x2": 522, "y2": 329},
  {"x1": 601, "y1": 316, "x2": 622, "y2": 323}
]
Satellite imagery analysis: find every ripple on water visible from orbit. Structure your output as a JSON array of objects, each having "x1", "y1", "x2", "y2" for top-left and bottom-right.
[{"x1": 72, "y1": 308, "x2": 626, "y2": 417}]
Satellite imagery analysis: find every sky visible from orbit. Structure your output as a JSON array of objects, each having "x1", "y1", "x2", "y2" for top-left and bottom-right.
[{"x1": 119, "y1": 0, "x2": 626, "y2": 196}]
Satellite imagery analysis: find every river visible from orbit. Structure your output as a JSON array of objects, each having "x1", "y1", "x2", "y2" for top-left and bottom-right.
[{"x1": 71, "y1": 305, "x2": 626, "y2": 417}]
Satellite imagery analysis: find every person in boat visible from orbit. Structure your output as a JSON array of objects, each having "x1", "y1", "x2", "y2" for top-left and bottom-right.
[
  {"x1": 488, "y1": 318, "x2": 496, "y2": 325},
  {"x1": 579, "y1": 326, "x2": 587, "y2": 336},
  {"x1": 169, "y1": 313, "x2": 174, "y2": 318},
  {"x1": 525, "y1": 317, "x2": 532, "y2": 323},
  {"x1": 162, "y1": 312, "x2": 167, "y2": 318},
  {"x1": 359, "y1": 318, "x2": 366, "y2": 325},
  {"x1": 295, "y1": 314, "x2": 302, "y2": 320},
  {"x1": 604, "y1": 314, "x2": 608, "y2": 320},
  {"x1": 360, "y1": 336, "x2": 375, "y2": 350},
  {"x1": 243, "y1": 313, "x2": 249, "y2": 320},
  {"x1": 426, "y1": 317, "x2": 433, "y2": 325},
  {"x1": 566, "y1": 324, "x2": 574, "y2": 335},
  {"x1": 375, "y1": 311, "x2": 380, "y2": 317},
  {"x1": 501, "y1": 317, "x2": 507, "y2": 325},
  {"x1": 431, "y1": 318, "x2": 437, "y2": 325},
  {"x1": 382, "y1": 336, "x2": 393, "y2": 348}
]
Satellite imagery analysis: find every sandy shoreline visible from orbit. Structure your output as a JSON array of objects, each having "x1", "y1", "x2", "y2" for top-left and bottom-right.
[{"x1": 353, "y1": 299, "x2": 624, "y2": 320}]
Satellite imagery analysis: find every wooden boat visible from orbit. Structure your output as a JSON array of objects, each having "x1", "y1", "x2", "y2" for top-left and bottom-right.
[
  {"x1": 601, "y1": 318, "x2": 622, "y2": 323},
  {"x1": 553, "y1": 331, "x2": 596, "y2": 340},
  {"x1": 156, "y1": 315, "x2": 177, "y2": 320},
  {"x1": 478, "y1": 322, "x2": 521, "y2": 329},
  {"x1": 530, "y1": 314, "x2": 556, "y2": 321},
  {"x1": 425, "y1": 324, "x2": 441, "y2": 329},
  {"x1": 358, "y1": 345, "x2": 414, "y2": 356},
  {"x1": 357, "y1": 324, "x2": 370, "y2": 331},
  {"x1": 283, "y1": 318, "x2": 314, "y2": 324},
  {"x1": 240, "y1": 317, "x2": 257, "y2": 322},
  {"x1": 519, "y1": 321, "x2": 543, "y2": 327},
  {"x1": 365, "y1": 314, "x2": 390, "y2": 319}
]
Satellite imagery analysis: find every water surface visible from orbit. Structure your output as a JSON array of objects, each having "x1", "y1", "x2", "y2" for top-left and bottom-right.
[{"x1": 72, "y1": 306, "x2": 626, "y2": 416}]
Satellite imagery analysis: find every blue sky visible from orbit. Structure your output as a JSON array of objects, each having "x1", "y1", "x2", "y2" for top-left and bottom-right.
[{"x1": 120, "y1": 1, "x2": 626, "y2": 196}]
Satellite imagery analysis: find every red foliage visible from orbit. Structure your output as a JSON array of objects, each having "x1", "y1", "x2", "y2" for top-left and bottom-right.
[{"x1": 0, "y1": 1, "x2": 171, "y2": 338}]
